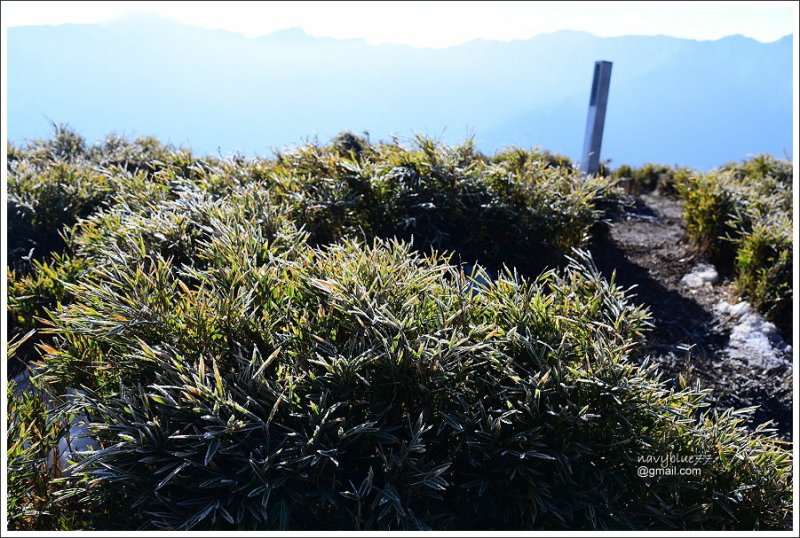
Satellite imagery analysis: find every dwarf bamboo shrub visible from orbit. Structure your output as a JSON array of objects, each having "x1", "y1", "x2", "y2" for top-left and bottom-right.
[
  {"x1": 719, "y1": 153, "x2": 793, "y2": 186},
  {"x1": 6, "y1": 126, "x2": 220, "y2": 265},
  {"x1": 611, "y1": 163, "x2": 687, "y2": 196},
  {"x1": 22, "y1": 237, "x2": 791, "y2": 531},
  {"x1": 657, "y1": 166, "x2": 694, "y2": 198},
  {"x1": 734, "y1": 215, "x2": 793, "y2": 335},
  {"x1": 631, "y1": 163, "x2": 670, "y2": 192},
  {"x1": 265, "y1": 135, "x2": 615, "y2": 273},
  {"x1": 8, "y1": 129, "x2": 616, "y2": 274},
  {"x1": 492, "y1": 147, "x2": 575, "y2": 171},
  {"x1": 6, "y1": 132, "x2": 793, "y2": 530},
  {"x1": 6, "y1": 331, "x2": 94, "y2": 530},
  {"x1": 88, "y1": 134, "x2": 178, "y2": 173},
  {"x1": 7, "y1": 253, "x2": 92, "y2": 371},
  {"x1": 678, "y1": 155, "x2": 793, "y2": 332},
  {"x1": 679, "y1": 172, "x2": 740, "y2": 265},
  {"x1": 7, "y1": 381, "x2": 73, "y2": 530},
  {"x1": 7, "y1": 161, "x2": 115, "y2": 261}
]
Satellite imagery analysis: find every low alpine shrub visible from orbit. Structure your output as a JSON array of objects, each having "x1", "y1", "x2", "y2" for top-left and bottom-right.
[{"x1": 28, "y1": 237, "x2": 792, "y2": 530}]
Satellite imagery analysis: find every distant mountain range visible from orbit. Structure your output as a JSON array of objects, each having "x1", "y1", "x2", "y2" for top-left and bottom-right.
[{"x1": 7, "y1": 16, "x2": 793, "y2": 169}]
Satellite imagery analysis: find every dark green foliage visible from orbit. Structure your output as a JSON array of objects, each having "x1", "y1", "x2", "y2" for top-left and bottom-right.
[
  {"x1": 680, "y1": 172, "x2": 740, "y2": 266},
  {"x1": 266, "y1": 136, "x2": 614, "y2": 273},
  {"x1": 7, "y1": 382, "x2": 72, "y2": 530},
  {"x1": 5, "y1": 132, "x2": 793, "y2": 530},
  {"x1": 677, "y1": 155, "x2": 793, "y2": 332},
  {"x1": 39, "y1": 240, "x2": 792, "y2": 530},
  {"x1": 612, "y1": 163, "x2": 679, "y2": 195},
  {"x1": 734, "y1": 217, "x2": 793, "y2": 335},
  {"x1": 6, "y1": 332, "x2": 92, "y2": 530}
]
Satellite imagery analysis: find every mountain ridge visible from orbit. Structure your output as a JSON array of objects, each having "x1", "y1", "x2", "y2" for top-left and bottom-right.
[{"x1": 7, "y1": 17, "x2": 793, "y2": 168}]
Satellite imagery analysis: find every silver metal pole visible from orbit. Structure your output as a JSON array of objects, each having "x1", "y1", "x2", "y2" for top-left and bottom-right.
[{"x1": 581, "y1": 61, "x2": 613, "y2": 175}]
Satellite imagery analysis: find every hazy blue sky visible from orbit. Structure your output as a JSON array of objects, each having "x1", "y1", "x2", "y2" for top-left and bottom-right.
[{"x1": 3, "y1": 1, "x2": 796, "y2": 47}]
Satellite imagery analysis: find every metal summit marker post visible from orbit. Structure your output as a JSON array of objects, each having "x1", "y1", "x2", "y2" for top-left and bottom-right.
[{"x1": 580, "y1": 61, "x2": 612, "y2": 176}]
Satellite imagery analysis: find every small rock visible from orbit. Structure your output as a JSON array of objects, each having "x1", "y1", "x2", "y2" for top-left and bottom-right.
[{"x1": 681, "y1": 263, "x2": 718, "y2": 288}]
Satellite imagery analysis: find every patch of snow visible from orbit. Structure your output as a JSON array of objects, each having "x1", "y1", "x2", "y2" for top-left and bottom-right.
[
  {"x1": 627, "y1": 212, "x2": 657, "y2": 221},
  {"x1": 681, "y1": 263, "x2": 718, "y2": 288},
  {"x1": 56, "y1": 417, "x2": 98, "y2": 473},
  {"x1": 10, "y1": 369, "x2": 32, "y2": 393},
  {"x1": 715, "y1": 300, "x2": 752, "y2": 318},
  {"x1": 37, "y1": 389, "x2": 100, "y2": 475},
  {"x1": 714, "y1": 300, "x2": 792, "y2": 368},
  {"x1": 9, "y1": 369, "x2": 98, "y2": 475}
]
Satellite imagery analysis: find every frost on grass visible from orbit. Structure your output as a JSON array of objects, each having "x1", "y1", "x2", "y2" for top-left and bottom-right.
[{"x1": 714, "y1": 300, "x2": 792, "y2": 368}]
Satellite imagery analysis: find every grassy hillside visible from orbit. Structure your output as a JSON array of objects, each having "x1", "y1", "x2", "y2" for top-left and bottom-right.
[{"x1": 5, "y1": 128, "x2": 793, "y2": 530}]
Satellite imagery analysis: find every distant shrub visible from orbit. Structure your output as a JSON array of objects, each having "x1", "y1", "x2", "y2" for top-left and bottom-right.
[
  {"x1": 330, "y1": 131, "x2": 369, "y2": 159},
  {"x1": 612, "y1": 163, "x2": 675, "y2": 195},
  {"x1": 493, "y1": 147, "x2": 575, "y2": 171},
  {"x1": 88, "y1": 134, "x2": 178, "y2": 173},
  {"x1": 613, "y1": 164, "x2": 634, "y2": 179},
  {"x1": 37, "y1": 123, "x2": 88, "y2": 162},
  {"x1": 611, "y1": 154, "x2": 792, "y2": 333},
  {"x1": 657, "y1": 166, "x2": 694, "y2": 198},
  {"x1": 270, "y1": 136, "x2": 615, "y2": 273},
  {"x1": 678, "y1": 155, "x2": 793, "y2": 332},
  {"x1": 719, "y1": 153, "x2": 793, "y2": 186},
  {"x1": 734, "y1": 216, "x2": 793, "y2": 335},
  {"x1": 679, "y1": 172, "x2": 739, "y2": 266}
]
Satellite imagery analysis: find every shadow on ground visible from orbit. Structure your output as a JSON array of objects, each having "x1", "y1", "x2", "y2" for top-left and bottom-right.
[{"x1": 590, "y1": 234, "x2": 727, "y2": 362}]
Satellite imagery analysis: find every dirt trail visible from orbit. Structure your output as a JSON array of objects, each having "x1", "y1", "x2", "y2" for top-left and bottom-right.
[{"x1": 590, "y1": 192, "x2": 793, "y2": 438}]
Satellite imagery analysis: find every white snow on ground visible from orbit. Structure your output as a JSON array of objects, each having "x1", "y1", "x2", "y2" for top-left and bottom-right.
[
  {"x1": 11, "y1": 369, "x2": 32, "y2": 393},
  {"x1": 681, "y1": 263, "x2": 719, "y2": 288},
  {"x1": 714, "y1": 300, "x2": 792, "y2": 368},
  {"x1": 56, "y1": 417, "x2": 97, "y2": 472},
  {"x1": 10, "y1": 373, "x2": 98, "y2": 475},
  {"x1": 55, "y1": 389, "x2": 99, "y2": 474}
]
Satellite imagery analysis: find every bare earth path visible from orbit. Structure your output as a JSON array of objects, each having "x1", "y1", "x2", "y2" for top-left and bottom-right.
[{"x1": 590, "y1": 192, "x2": 793, "y2": 438}]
